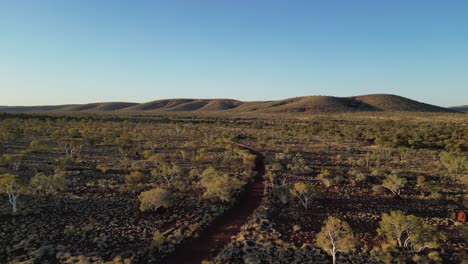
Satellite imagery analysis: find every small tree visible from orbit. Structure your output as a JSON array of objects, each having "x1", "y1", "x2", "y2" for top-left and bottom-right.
[
  {"x1": 382, "y1": 173, "x2": 407, "y2": 196},
  {"x1": 377, "y1": 210, "x2": 412, "y2": 248},
  {"x1": 0, "y1": 173, "x2": 21, "y2": 213},
  {"x1": 138, "y1": 187, "x2": 173, "y2": 212},
  {"x1": 415, "y1": 176, "x2": 427, "y2": 197},
  {"x1": 377, "y1": 210, "x2": 444, "y2": 252},
  {"x1": 316, "y1": 216, "x2": 356, "y2": 264},
  {"x1": 151, "y1": 162, "x2": 181, "y2": 186},
  {"x1": 290, "y1": 181, "x2": 319, "y2": 209},
  {"x1": 3, "y1": 154, "x2": 24, "y2": 173},
  {"x1": 57, "y1": 139, "x2": 83, "y2": 160}
]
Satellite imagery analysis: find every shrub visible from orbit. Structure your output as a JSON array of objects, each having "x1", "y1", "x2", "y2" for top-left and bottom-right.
[
  {"x1": 124, "y1": 171, "x2": 144, "y2": 192},
  {"x1": 349, "y1": 169, "x2": 367, "y2": 186},
  {"x1": 138, "y1": 187, "x2": 173, "y2": 212},
  {"x1": 272, "y1": 185, "x2": 290, "y2": 204},
  {"x1": 200, "y1": 167, "x2": 243, "y2": 203},
  {"x1": 439, "y1": 151, "x2": 467, "y2": 174},
  {"x1": 30, "y1": 172, "x2": 68, "y2": 197},
  {"x1": 96, "y1": 164, "x2": 110, "y2": 174},
  {"x1": 151, "y1": 230, "x2": 166, "y2": 251},
  {"x1": 28, "y1": 140, "x2": 47, "y2": 152},
  {"x1": 317, "y1": 169, "x2": 343, "y2": 187}
]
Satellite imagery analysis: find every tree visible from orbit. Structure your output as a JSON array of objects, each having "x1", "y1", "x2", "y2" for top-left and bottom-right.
[
  {"x1": 138, "y1": 187, "x2": 173, "y2": 212},
  {"x1": 56, "y1": 139, "x2": 83, "y2": 160},
  {"x1": 3, "y1": 153, "x2": 24, "y2": 174},
  {"x1": 382, "y1": 173, "x2": 407, "y2": 196},
  {"x1": 408, "y1": 222, "x2": 445, "y2": 253},
  {"x1": 415, "y1": 176, "x2": 427, "y2": 197},
  {"x1": 378, "y1": 210, "x2": 413, "y2": 248},
  {"x1": 377, "y1": 211, "x2": 444, "y2": 252},
  {"x1": 290, "y1": 181, "x2": 319, "y2": 209},
  {"x1": 200, "y1": 167, "x2": 243, "y2": 203},
  {"x1": 0, "y1": 173, "x2": 21, "y2": 213},
  {"x1": 316, "y1": 216, "x2": 356, "y2": 264}
]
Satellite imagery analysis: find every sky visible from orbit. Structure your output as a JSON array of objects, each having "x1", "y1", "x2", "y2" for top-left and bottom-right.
[{"x1": 1, "y1": 0, "x2": 467, "y2": 107}]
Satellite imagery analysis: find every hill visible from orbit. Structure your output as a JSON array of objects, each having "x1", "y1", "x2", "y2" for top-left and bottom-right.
[
  {"x1": 449, "y1": 105, "x2": 468, "y2": 112},
  {"x1": 59, "y1": 102, "x2": 138, "y2": 112},
  {"x1": 0, "y1": 94, "x2": 456, "y2": 114},
  {"x1": 353, "y1": 94, "x2": 452, "y2": 112}
]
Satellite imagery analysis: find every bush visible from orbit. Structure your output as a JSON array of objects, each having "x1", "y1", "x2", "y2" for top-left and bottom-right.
[
  {"x1": 124, "y1": 171, "x2": 144, "y2": 192},
  {"x1": 30, "y1": 172, "x2": 68, "y2": 197},
  {"x1": 349, "y1": 169, "x2": 367, "y2": 186},
  {"x1": 96, "y1": 164, "x2": 110, "y2": 174},
  {"x1": 272, "y1": 185, "x2": 290, "y2": 204},
  {"x1": 138, "y1": 187, "x2": 173, "y2": 212},
  {"x1": 439, "y1": 151, "x2": 468, "y2": 174},
  {"x1": 200, "y1": 167, "x2": 243, "y2": 203},
  {"x1": 28, "y1": 140, "x2": 47, "y2": 152},
  {"x1": 151, "y1": 230, "x2": 166, "y2": 251},
  {"x1": 317, "y1": 169, "x2": 343, "y2": 187}
]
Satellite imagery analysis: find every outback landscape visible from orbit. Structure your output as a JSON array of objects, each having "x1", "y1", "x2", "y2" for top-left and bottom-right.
[{"x1": 0, "y1": 94, "x2": 466, "y2": 264}]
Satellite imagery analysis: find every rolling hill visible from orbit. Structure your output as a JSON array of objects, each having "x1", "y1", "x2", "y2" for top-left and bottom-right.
[
  {"x1": 449, "y1": 105, "x2": 468, "y2": 112},
  {"x1": 0, "y1": 94, "x2": 457, "y2": 114}
]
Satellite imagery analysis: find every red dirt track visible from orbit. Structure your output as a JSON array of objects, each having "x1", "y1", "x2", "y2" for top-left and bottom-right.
[{"x1": 163, "y1": 143, "x2": 265, "y2": 264}]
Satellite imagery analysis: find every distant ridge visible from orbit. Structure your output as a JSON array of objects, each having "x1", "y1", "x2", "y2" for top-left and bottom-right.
[
  {"x1": 449, "y1": 105, "x2": 468, "y2": 112},
  {"x1": 60, "y1": 102, "x2": 138, "y2": 111},
  {"x1": 0, "y1": 105, "x2": 76, "y2": 112},
  {"x1": 0, "y1": 94, "x2": 457, "y2": 114}
]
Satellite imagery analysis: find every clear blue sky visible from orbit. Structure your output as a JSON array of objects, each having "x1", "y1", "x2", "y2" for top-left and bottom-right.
[{"x1": 1, "y1": 0, "x2": 467, "y2": 106}]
